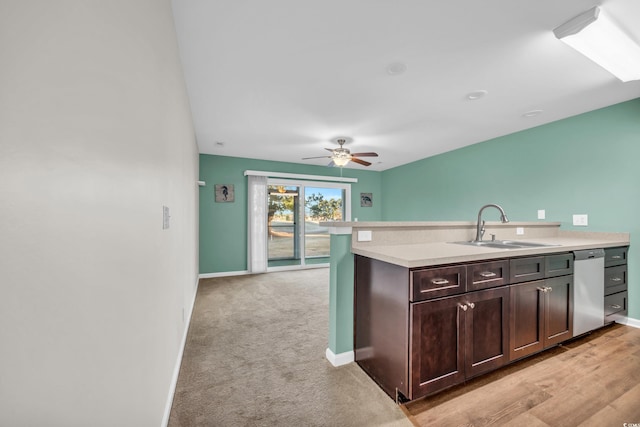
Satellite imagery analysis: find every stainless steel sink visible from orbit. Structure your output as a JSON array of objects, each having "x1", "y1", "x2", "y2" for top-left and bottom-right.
[{"x1": 451, "y1": 240, "x2": 557, "y2": 249}]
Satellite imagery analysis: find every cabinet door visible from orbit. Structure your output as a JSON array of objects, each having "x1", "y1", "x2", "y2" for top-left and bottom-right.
[
  {"x1": 464, "y1": 287, "x2": 510, "y2": 378},
  {"x1": 411, "y1": 265, "x2": 467, "y2": 301},
  {"x1": 510, "y1": 256, "x2": 545, "y2": 284},
  {"x1": 467, "y1": 260, "x2": 509, "y2": 291},
  {"x1": 605, "y1": 265, "x2": 627, "y2": 296},
  {"x1": 509, "y1": 281, "x2": 545, "y2": 360},
  {"x1": 545, "y1": 253, "x2": 574, "y2": 278},
  {"x1": 410, "y1": 295, "x2": 465, "y2": 399},
  {"x1": 544, "y1": 275, "x2": 573, "y2": 347},
  {"x1": 605, "y1": 247, "x2": 628, "y2": 267}
]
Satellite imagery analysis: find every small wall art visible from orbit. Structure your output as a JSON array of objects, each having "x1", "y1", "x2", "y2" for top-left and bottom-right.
[
  {"x1": 360, "y1": 193, "x2": 373, "y2": 207},
  {"x1": 215, "y1": 184, "x2": 235, "y2": 202}
]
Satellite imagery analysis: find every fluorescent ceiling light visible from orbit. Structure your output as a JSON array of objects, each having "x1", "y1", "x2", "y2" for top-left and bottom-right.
[{"x1": 553, "y1": 6, "x2": 640, "y2": 82}]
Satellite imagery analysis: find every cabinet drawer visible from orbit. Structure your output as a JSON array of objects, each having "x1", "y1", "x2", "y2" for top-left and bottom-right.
[
  {"x1": 605, "y1": 265, "x2": 627, "y2": 296},
  {"x1": 545, "y1": 253, "x2": 573, "y2": 278},
  {"x1": 411, "y1": 265, "x2": 466, "y2": 301},
  {"x1": 510, "y1": 256, "x2": 545, "y2": 284},
  {"x1": 467, "y1": 260, "x2": 509, "y2": 291},
  {"x1": 604, "y1": 291, "x2": 627, "y2": 317},
  {"x1": 605, "y1": 247, "x2": 627, "y2": 267}
]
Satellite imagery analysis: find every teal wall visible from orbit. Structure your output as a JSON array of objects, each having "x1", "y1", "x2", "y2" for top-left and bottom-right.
[
  {"x1": 381, "y1": 98, "x2": 640, "y2": 319},
  {"x1": 199, "y1": 155, "x2": 382, "y2": 274}
]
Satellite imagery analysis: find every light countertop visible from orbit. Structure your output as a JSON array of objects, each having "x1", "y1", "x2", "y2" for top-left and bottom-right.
[{"x1": 351, "y1": 232, "x2": 629, "y2": 268}]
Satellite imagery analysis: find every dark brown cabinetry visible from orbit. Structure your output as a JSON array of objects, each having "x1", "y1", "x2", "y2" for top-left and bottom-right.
[
  {"x1": 509, "y1": 275, "x2": 573, "y2": 360},
  {"x1": 355, "y1": 251, "x2": 579, "y2": 402},
  {"x1": 604, "y1": 247, "x2": 628, "y2": 323},
  {"x1": 410, "y1": 287, "x2": 509, "y2": 398}
]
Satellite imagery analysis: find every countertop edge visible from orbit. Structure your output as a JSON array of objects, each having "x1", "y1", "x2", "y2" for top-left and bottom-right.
[{"x1": 352, "y1": 238, "x2": 630, "y2": 268}]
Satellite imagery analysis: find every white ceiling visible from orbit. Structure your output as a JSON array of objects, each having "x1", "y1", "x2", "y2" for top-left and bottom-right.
[{"x1": 171, "y1": 0, "x2": 640, "y2": 171}]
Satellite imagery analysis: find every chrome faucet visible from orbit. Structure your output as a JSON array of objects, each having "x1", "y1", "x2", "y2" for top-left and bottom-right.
[{"x1": 475, "y1": 204, "x2": 509, "y2": 242}]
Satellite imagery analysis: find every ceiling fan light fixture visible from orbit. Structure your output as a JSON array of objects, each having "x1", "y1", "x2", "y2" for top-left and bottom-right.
[
  {"x1": 553, "y1": 6, "x2": 640, "y2": 82},
  {"x1": 332, "y1": 156, "x2": 351, "y2": 167}
]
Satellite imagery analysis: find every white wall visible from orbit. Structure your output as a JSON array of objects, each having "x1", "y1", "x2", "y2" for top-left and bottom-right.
[{"x1": 0, "y1": 1, "x2": 199, "y2": 426}]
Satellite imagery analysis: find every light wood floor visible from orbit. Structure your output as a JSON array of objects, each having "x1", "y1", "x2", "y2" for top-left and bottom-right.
[{"x1": 402, "y1": 323, "x2": 640, "y2": 427}]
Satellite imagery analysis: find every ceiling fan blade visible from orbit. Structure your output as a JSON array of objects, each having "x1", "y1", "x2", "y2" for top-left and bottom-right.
[
  {"x1": 351, "y1": 157, "x2": 372, "y2": 166},
  {"x1": 302, "y1": 155, "x2": 332, "y2": 160},
  {"x1": 324, "y1": 148, "x2": 335, "y2": 152},
  {"x1": 327, "y1": 160, "x2": 336, "y2": 167},
  {"x1": 350, "y1": 152, "x2": 378, "y2": 157}
]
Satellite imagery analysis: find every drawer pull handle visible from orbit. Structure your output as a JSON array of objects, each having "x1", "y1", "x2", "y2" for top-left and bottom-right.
[
  {"x1": 611, "y1": 277, "x2": 622, "y2": 282},
  {"x1": 458, "y1": 303, "x2": 468, "y2": 311},
  {"x1": 431, "y1": 278, "x2": 450, "y2": 285},
  {"x1": 612, "y1": 255, "x2": 622, "y2": 259},
  {"x1": 480, "y1": 271, "x2": 497, "y2": 278},
  {"x1": 610, "y1": 304, "x2": 622, "y2": 309}
]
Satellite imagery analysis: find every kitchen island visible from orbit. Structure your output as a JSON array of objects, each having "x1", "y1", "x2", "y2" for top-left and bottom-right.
[{"x1": 322, "y1": 220, "x2": 630, "y2": 401}]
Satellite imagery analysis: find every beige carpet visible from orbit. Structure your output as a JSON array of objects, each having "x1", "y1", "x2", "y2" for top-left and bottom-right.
[{"x1": 168, "y1": 268, "x2": 411, "y2": 427}]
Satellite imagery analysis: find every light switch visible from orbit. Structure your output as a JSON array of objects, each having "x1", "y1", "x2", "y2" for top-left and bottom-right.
[
  {"x1": 163, "y1": 206, "x2": 170, "y2": 229},
  {"x1": 573, "y1": 214, "x2": 588, "y2": 226},
  {"x1": 537, "y1": 209, "x2": 546, "y2": 219},
  {"x1": 357, "y1": 230, "x2": 372, "y2": 242}
]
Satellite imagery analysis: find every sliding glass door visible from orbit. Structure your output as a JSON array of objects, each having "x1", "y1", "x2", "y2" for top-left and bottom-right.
[
  {"x1": 267, "y1": 179, "x2": 349, "y2": 269},
  {"x1": 303, "y1": 186, "x2": 344, "y2": 263},
  {"x1": 268, "y1": 184, "x2": 301, "y2": 266}
]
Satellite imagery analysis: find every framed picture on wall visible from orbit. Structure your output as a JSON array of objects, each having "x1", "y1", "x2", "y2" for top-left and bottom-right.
[
  {"x1": 360, "y1": 193, "x2": 373, "y2": 207},
  {"x1": 215, "y1": 184, "x2": 235, "y2": 202}
]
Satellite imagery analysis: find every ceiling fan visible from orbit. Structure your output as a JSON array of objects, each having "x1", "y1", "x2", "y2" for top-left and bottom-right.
[{"x1": 302, "y1": 138, "x2": 379, "y2": 167}]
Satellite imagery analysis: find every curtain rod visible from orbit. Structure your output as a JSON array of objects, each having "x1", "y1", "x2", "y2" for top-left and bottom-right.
[{"x1": 243, "y1": 170, "x2": 358, "y2": 183}]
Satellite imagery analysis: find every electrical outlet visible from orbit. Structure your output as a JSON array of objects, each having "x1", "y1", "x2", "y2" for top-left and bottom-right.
[
  {"x1": 573, "y1": 214, "x2": 588, "y2": 226},
  {"x1": 516, "y1": 227, "x2": 525, "y2": 235},
  {"x1": 538, "y1": 209, "x2": 546, "y2": 219},
  {"x1": 357, "y1": 230, "x2": 372, "y2": 242}
]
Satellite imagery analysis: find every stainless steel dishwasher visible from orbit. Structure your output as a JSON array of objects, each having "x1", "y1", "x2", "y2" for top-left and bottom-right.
[{"x1": 573, "y1": 249, "x2": 605, "y2": 337}]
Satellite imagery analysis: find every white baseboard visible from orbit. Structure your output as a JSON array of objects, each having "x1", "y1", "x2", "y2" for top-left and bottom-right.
[
  {"x1": 620, "y1": 316, "x2": 640, "y2": 329},
  {"x1": 162, "y1": 277, "x2": 200, "y2": 427},
  {"x1": 326, "y1": 348, "x2": 354, "y2": 367},
  {"x1": 199, "y1": 264, "x2": 329, "y2": 278},
  {"x1": 199, "y1": 270, "x2": 250, "y2": 279}
]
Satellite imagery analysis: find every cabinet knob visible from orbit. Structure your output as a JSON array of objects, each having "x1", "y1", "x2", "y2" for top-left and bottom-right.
[
  {"x1": 467, "y1": 302, "x2": 475, "y2": 309},
  {"x1": 431, "y1": 278, "x2": 450, "y2": 285},
  {"x1": 545, "y1": 286, "x2": 553, "y2": 292},
  {"x1": 537, "y1": 287, "x2": 546, "y2": 292},
  {"x1": 458, "y1": 303, "x2": 468, "y2": 311}
]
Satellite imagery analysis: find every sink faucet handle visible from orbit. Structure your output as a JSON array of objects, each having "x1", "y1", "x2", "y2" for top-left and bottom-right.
[{"x1": 480, "y1": 220, "x2": 486, "y2": 240}]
